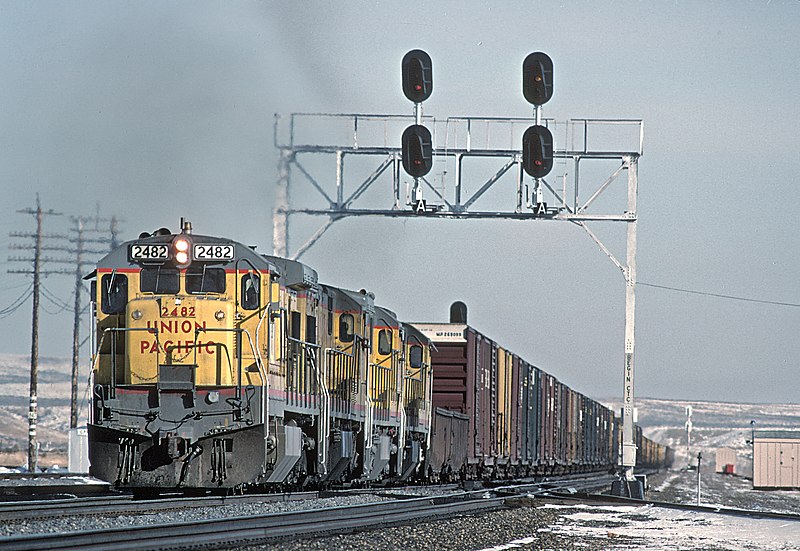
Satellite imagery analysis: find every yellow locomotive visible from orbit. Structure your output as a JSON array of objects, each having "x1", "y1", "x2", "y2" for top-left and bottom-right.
[{"x1": 88, "y1": 221, "x2": 432, "y2": 489}]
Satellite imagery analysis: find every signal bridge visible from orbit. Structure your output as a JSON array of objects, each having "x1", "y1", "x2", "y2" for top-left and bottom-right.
[
  {"x1": 272, "y1": 109, "x2": 643, "y2": 496},
  {"x1": 272, "y1": 49, "x2": 644, "y2": 498},
  {"x1": 272, "y1": 112, "x2": 641, "y2": 259}
]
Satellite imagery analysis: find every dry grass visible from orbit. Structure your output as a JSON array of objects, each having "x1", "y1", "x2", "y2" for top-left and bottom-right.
[{"x1": 0, "y1": 451, "x2": 68, "y2": 469}]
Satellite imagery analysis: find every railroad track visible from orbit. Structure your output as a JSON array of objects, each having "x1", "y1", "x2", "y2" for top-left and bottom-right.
[
  {"x1": 8, "y1": 471, "x2": 790, "y2": 551},
  {"x1": 0, "y1": 491, "x2": 508, "y2": 550},
  {"x1": 0, "y1": 491, "x2": 317, "y2": 522},
  {"x1": 0, "y1": 473, "x2": 605, "y2": 522},
  {"x1": 0, "y1": 474, "x2": 620, "y2": 550}
]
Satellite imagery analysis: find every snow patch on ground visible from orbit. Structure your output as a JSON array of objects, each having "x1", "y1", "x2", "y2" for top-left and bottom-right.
[{"x1": 541, "y1": 503, "x2": 800, "y2": 550}]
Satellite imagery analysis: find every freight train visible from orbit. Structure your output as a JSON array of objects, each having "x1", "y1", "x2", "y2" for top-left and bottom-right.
[{"x1": 86, "y1": 221, "x2": 671, "y2": 490}]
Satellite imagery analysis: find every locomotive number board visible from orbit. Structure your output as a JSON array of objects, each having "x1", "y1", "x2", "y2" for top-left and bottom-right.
[
  {"x1": 193, "y1": 244, "x2": 235, "y2": 261},
  {"x1": 130, "y1": 244, "x2": 169, "y2": 261}
]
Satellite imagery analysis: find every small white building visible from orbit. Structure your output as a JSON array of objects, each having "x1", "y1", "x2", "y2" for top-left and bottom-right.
[
  {"x1": 68, "y1": 426, "x2": 89, "y2": 474},
  {"x1": 753, "y1": 431, "x2": 800, "y2": 490},
  {"x1": 715, "y1": 447, "x2": 737, "y2": 474}
]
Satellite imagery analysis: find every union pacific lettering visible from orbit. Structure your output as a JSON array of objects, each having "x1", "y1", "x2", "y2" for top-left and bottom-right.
[
  {"x1": 139, "y1": 320, "x2": 218, "y2": 355},
  {"x1": 139, "y1": 340, "x2": 219, "y2": 355},
  {"x1": 147, "y1": 320, "x2": 207, "y2": 334}
]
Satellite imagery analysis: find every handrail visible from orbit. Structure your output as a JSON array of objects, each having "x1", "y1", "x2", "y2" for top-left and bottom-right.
[
  {"x1": 276, "y1": 112, "x2": 644, "y2": 156},
  {"x1": 196, "y1": 327, "x2": 244, "y2": 401},
  {"x1": 101, "y1": 327, "x2": 160, "y2": 398}
]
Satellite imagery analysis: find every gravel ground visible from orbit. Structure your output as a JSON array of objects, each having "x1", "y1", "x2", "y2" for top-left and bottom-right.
[
  {"x1": 0, "y1": 494, "x2": 391, "y2": 537},
  {"x1": 241, "y1": 470, "x2": 800, "y2": 551},
  {"x1": 240, "y1": 503, "x2": 635, "y2": 551}
]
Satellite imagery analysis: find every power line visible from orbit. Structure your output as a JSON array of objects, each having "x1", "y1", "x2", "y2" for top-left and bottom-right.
[
  {"x1": 39, "y1": 284, "x2": 74, "y2": 314},
  {"x1": 638, "y1": 281, "x2": 800, "y2": 308},
  {"x1": 0, "y1": 283, "x2": 33, "y2": 318}
]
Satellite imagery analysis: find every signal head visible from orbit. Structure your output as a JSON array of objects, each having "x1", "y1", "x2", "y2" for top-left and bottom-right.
[
  {"x1": 402, "y1": 49, "x2": 433, "y2": 103},
  {"x1": 401, "y1": 124, "x2": 433, "y2": 178},
  {"x1": 522, "y1": 125, "x2": 554, "y2": 178},
  {"x1": 522, "y1": 52, "x2": 554, "y2": 106}
]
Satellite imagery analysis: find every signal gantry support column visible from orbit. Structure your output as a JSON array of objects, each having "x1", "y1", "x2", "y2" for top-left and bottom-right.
[{"x1": 621, "y1": 154, "x2": 640, "y2": 492}]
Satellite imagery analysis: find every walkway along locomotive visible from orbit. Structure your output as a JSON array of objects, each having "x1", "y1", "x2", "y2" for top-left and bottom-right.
[{"x1": 86, "y1": 222, "x2": 670, "y2": 490}]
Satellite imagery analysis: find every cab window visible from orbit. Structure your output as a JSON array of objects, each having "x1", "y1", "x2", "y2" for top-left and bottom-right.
[
  {"x1": 306, "y1": 315, "x2": 316, "y2": 344},
  {"x1": 140, "y1": 267, "x2": 179, "y2": 294},
  {"x1": 101, "y1": 273, "x2": 128, "y2": 314},
  {"x1": 186, "y1": 267, "x2": 226, "y2": 294},
  {"x1": 378, "y1": 329, "x2": 392, "y2": 355},
  {"x1": 240, "y1": 273, "x2": 260, "y2": 310},
  {"x1": 339, "y1": 313, "x2": 354, "y2": 343},
  {"x1": 290, "y1": 311, "x2": 301, "y2": 340},
  {"x1": 409, "y1": 345, "x2": 423, "y2": 368}
]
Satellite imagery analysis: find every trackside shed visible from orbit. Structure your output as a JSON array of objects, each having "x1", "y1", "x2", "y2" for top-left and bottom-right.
[{"x1": 753, "y1": 431, "x2": 800, "y2": 490}]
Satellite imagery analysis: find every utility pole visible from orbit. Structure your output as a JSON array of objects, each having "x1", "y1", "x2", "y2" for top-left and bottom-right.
[
  {"x1": 9, "y1": 199, "x2": 118, "y2": 469},
  {"x1": 70, "y1": 220, "x2": 85, "y2": 430},
  {"x1": 686, "y1": 405, "x2": 693, "y2": 467},
  {"x1": 28, "y1": 203, "x2": 43, "y2": 473},
  {"x1": 696, "y1": 452, "x2": 702, "y2": 505},
  {"x1": 8, "y1": 196, "x2": 64, "y2": 472},
  {"x1": 65, "y1": 216, "x2": 115, "y2": 428}
]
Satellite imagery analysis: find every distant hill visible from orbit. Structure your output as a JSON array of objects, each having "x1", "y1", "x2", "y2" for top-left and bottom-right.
[
  {"x1": 0, "y1": 354, "x2": 89, "y2": 459},
  {"x1": 602, "y1": 397, "x2": 800, "y2": 470}
]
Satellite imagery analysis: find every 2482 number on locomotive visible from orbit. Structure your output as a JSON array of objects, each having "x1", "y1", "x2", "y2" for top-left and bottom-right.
[{"x1": 193, "y1": 244, "x2": 235, "y2": 261}]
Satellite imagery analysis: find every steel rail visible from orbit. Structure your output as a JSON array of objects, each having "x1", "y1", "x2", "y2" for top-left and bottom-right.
[
  {"x1": 0, "y1": 491, "x2": 317, "y2": 522},
  {"x1": 0, "y1": 493, "x2": 508, "y2": 551}
]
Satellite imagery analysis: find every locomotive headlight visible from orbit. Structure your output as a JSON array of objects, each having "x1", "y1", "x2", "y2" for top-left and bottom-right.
[
  {"x1": 172, "y1": 236, "x2": 192, "y2": 269},
  {"x1": 207, "y1": 391, "x2": 220, "y2": 404},
  {"x1": 215, "y1": 310, "x2": 225, "y2": 321},
  {"x1": 174, "y1": 238, "x2": 190, "y2": 252},
  {"x1": 131, "y1": 310, "x2": 143, "y2": 320}
]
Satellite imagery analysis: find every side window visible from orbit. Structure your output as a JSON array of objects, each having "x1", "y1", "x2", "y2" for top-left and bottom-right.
[
  {"x1": 378, "y1": 329, "x2": 392, "y2": 355},
  {"x1": 240, "y1": 273, "x2": 260, "y2": 310},
  {"x1": 101, "y1": 274, "x2": 128, "y2": 314},
  {"x1": 339, "y1": 313, "x2": 354, "y2": 343},
  {"x1": 140, "y1": 267, "x2": 179, "y2": 294},
  {"x1": 409, "y1": 345, "x2": 423, "y2": 368},
  {"x1": 290, "y1": 311, "x2": 301, "y2": 340},
  {"x1": 306, "y1": 315, "x2": 316, "y2": 344}
]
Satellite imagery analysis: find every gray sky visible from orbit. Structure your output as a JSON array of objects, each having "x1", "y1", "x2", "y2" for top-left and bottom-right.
[{"x1": 1, "y1": 1, "x2": 798, "y2": 404}]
